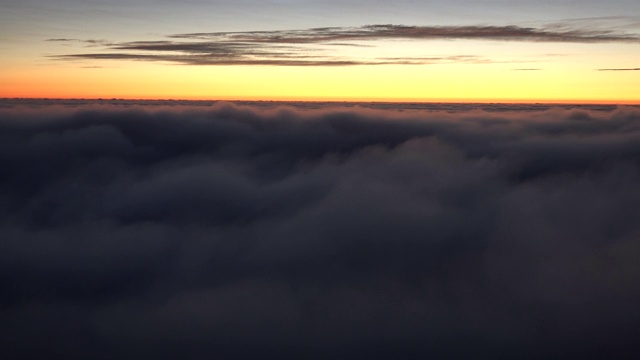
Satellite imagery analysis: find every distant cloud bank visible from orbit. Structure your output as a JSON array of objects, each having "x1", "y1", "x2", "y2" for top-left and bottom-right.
[{"x1": 2, "y1": 101, "x2": 640, "y2": 358}]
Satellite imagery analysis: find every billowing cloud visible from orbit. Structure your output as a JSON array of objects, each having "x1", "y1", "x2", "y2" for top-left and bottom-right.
[
  {"x1": 50, "y1": 24, "x2": 640, "y2": 66},
  {"x1": 1, "y1": 100, "x2": 640, "y2": 358}
]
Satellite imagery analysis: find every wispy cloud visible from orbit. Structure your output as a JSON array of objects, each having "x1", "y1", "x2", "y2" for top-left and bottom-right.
[
  {"x1": 597, "y1": 67, "x2": 640, "y2": 71},
  {"x1": 50, "y1": 24, "x2": 640, "y2": 67},
  {"x1": 46, "y1": 38, "x2": 113, "y2": 47},
  {"x1": 541, "y1": 15, "x2": 640, "y2": 32},
  {"x1": 172, "y1": 24, "x2": 640, "y2": 43}
]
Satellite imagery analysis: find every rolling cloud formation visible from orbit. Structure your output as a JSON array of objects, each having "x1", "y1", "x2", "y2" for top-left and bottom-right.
[{"x1": 1, "y1": 100, "x2": 640, "y2": 359}]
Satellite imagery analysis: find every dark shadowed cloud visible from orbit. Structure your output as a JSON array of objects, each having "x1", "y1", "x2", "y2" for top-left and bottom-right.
[
  {"x1": 1, "y1": 100, "x2": 640, "y2": 359},
  {"x1": 50, "y1": 24, "x2": 640, "y2": 66}
]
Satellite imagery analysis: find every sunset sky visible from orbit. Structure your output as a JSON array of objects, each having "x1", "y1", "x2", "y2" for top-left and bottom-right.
[{"x1": 2, "y1": 0, "x2": 640, "y2": 102}]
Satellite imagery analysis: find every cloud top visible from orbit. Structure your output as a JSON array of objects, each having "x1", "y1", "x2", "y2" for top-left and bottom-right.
[{"x1": 1, "y1": 100, "x2": 640, "y2": 358}]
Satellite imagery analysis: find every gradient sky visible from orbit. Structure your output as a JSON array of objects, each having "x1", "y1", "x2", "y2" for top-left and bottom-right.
[{"x1": 1, "y1": 0, "x2": 640, "y2": 101}]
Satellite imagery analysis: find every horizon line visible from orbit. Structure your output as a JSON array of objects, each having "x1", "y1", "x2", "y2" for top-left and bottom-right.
[{"x1": 2, "y1": 97, "x2": 640, "y2": 105}]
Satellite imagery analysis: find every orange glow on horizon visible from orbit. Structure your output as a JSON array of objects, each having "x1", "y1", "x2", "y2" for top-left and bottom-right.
[
  {"x1": 2, "y1": 59, "x2": 639, "y2": 104},
  {"x1": 2, "y1": 93, "x2": 639, "y2": 105}
]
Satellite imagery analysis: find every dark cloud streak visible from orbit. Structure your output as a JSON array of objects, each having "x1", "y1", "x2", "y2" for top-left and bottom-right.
[
  {"x1": 46, "y1": 38, "x2": 113, "y2": 46},
  {"x1": 172, "y1": 24, "x2": 640, "y2": 43},
  {"x1": 50, "y1": 24, "x2": 640, "y2": 67},
  {"x1": 598, "y1": 67, "x2": 640, "y2": 71}
]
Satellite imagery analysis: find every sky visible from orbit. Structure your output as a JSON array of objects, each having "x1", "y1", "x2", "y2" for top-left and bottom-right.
[
  {"x1": 0, "y1": 0, "x2": 640, "y2": 102},
  {"x1": 1, "y1": 0, "x2": 640, "y2": 101}
]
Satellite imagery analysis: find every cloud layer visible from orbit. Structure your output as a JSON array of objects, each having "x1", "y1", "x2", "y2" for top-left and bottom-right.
[
  {"x1": 2, "y1": 100, "x2": 640, "y2": 359},
  {"x1": 50, "y1": 24, "x2": 640, "y2": 66}
]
